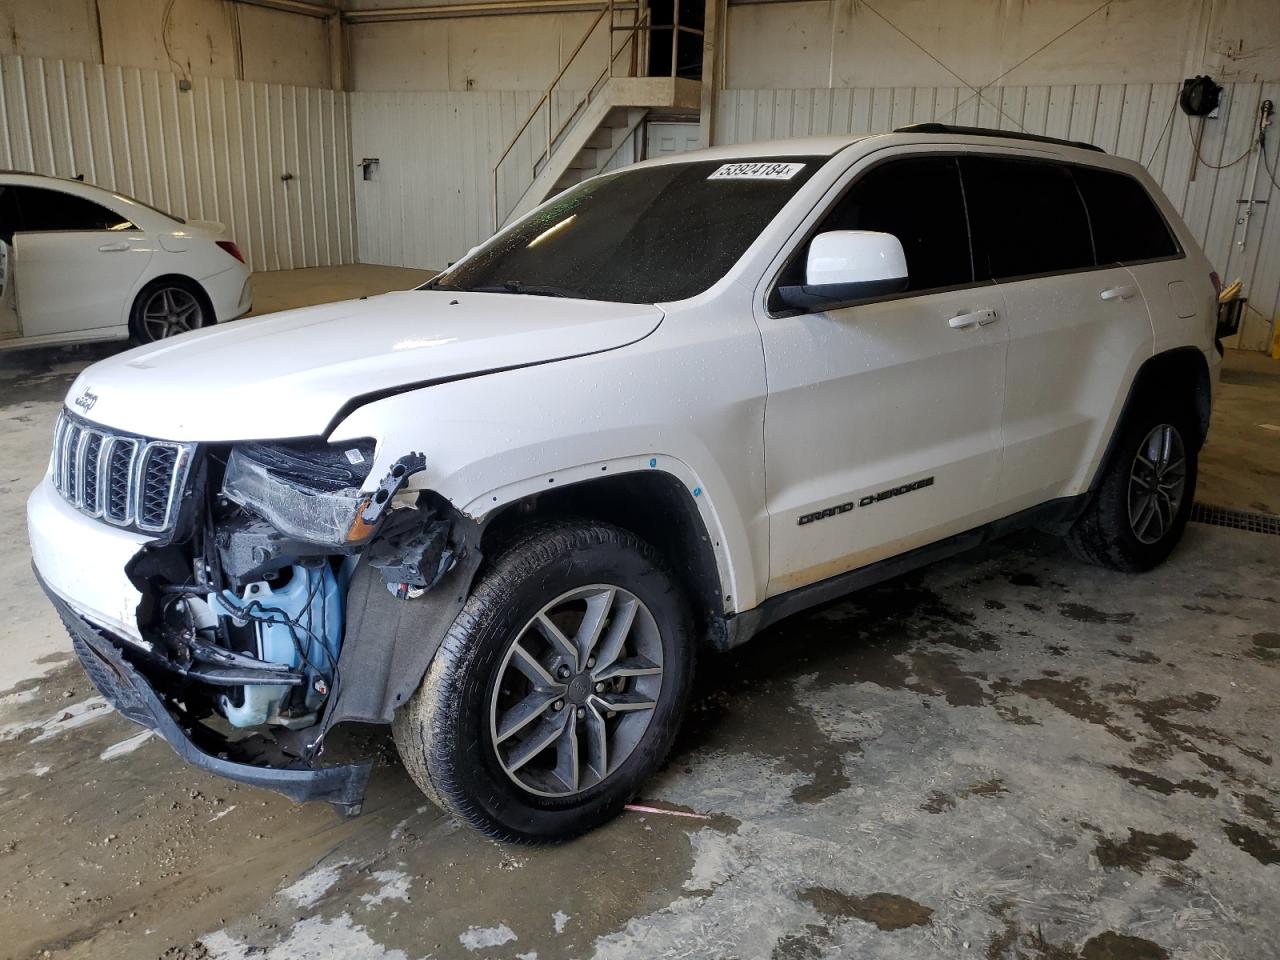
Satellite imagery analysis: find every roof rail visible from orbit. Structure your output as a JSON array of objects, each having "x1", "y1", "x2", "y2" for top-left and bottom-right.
[{"x1": 892, "y1": 122, "x2": 1105, "y2": 154}]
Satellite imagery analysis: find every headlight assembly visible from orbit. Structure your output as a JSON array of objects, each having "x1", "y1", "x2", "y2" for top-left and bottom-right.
[{"x1": 222, "y1": 438, "x2": 379, "y2": 546}]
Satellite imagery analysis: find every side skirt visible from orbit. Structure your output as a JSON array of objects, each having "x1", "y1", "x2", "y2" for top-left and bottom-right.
[{"x1": 717, "y1": 495, "x2": 1086, "y2": 651}]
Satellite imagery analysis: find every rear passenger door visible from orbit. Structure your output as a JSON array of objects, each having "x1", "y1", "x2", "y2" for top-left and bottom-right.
[
  {"x1": 961, "y1": 155, "x2": 1154, "y2": 514},
  {"x1": 11, "y1": 186, "x2": 152, "y2": 337}
]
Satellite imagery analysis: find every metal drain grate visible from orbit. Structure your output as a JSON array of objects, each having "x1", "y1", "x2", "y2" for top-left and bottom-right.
[{"x1": 1190, "y1": 502, "x2": 1280, "y2": 535}]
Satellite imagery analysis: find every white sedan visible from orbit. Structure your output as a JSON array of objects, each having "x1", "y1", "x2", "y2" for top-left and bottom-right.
[{"x1": 0, "y1": 172, "x2": 251, "y2": 348}]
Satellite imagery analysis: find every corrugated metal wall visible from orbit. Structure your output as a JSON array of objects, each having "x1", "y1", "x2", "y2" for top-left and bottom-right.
[
  {"x1": 350, "y1": 89, "x2": 625, "y2": 270},
  {"x1": 0, "y1": 54, "x2": 356, "y2": 273},
  {"x1": 715, "y1": 82, "x2": 1280, "y2": 351}
]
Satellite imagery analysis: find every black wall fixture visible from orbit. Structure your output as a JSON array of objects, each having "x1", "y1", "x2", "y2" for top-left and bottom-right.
[{"x1": 1180, "y1": 76, "x2": 1222, "y2": 117}]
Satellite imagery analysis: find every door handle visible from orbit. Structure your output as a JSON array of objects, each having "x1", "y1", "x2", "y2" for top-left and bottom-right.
[
  {"x1": 98, "y1": 241, "x2": 129, "y2": 253},
  {"x1": 949, "y1": 308, "x2": 999, "y2": 329},
  {"x1": 1100, "y1": 285, "x2": 1137, "y2": 301}
]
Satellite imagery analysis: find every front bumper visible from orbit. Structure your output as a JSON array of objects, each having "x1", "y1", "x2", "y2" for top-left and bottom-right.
[{"x1": 36, "y1": 568, "x2": 372, "y2": 815}]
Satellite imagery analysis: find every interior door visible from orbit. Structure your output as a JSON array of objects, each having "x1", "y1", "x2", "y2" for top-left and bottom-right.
[
  {"x1": 10, "y1": 186, "x2": 152, "y2": 337},
  {"x1": 759, "y1": 154, "x2": 1009, "y2": 597},
  {"x1": 960, "y1": 156, "x2": 1156, "y2": 514}
]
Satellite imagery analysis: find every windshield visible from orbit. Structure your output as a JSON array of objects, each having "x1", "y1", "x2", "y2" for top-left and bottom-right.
[{"x1": 430, "y1": 157, "x2": 823, "y2": 303}]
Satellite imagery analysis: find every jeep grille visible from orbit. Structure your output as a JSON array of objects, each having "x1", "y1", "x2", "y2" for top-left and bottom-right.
[{"x1": 52, "y1": 411, "x2": 194, "y2": 534}]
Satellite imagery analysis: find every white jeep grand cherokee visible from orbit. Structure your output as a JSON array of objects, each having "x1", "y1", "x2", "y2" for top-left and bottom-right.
[{"x1": 28, "y1": 125, "x2": 1221, "y2": 841}]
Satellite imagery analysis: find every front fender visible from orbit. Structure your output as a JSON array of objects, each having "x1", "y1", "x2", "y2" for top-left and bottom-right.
[{"x1": 328, "y1": 320, "x2": 768, "y2": 613}]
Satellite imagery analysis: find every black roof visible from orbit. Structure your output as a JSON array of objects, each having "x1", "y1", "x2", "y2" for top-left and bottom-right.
[{"x1": 892, "y1": 122, "x2": 1105, "y2": 154}]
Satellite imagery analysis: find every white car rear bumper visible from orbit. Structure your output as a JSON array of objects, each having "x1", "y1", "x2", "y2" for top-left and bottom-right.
[
  {"x1": 201, "y1": 264, "x2": 253, "y2": 322},
  {"x1": 27, "y1": 473, "x2": 152, "y2": 643}
]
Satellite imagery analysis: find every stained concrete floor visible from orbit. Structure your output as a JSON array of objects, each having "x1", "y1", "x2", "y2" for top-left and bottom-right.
[{"x1": 0, "y1": 265, "x2": 1277, "y2": 960}]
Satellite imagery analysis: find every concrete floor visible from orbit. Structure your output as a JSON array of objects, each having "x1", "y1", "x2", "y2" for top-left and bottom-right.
[{"x1": 1, "y1": 265, "x2": 1277, "y2": 960}]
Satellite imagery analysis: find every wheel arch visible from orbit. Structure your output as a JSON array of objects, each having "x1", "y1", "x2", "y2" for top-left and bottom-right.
[
  {"x1": 1091, "y1": 345, "x2": 1212, "y2": 492},
  {"x1": 129, "y1": 273, "x2": 217, "y2": 339},
  {"x1": 477, "y1": 469, "x2": 730, "y2": 648}
]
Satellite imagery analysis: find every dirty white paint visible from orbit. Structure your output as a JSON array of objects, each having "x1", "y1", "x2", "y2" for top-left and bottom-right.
[
  {"x1": 552, "y1": 910, "x2": 570, "y2": 934},
  {"x1": 360, "y1": 870, "x2": 411, "y2": 909},
  {"x1": 348, "y1": 10, "x2": 605, "y2": 93},
  {"x1": 721, "y1": 0, "x2": 1280, "y2": 89},
  {"x1": 281, "y1": 859, "x2": 354, "y2": 908},
  {"x1": 0, "y1": 54, "x2": 357, "y2": 273},
  {"x1": 0, "y1": 0, "x2": 332, "y2": 90},
  {"x1": 99, "y1": 729, "x2": 154, "y2": 761},
  {"x1": 204, "y1": 913, "x2": 409, "y2": 960},
  {"x1": 459, "y1": 922, "x2": 518, "y2": 950}
]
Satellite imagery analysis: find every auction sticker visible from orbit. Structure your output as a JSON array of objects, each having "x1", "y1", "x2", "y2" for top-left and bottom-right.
[{"x1": 707, "y1": 162, "x2": 806, "y2": 180}]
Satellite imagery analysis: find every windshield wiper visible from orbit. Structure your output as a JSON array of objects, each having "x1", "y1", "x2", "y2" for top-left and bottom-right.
[{"x1": 469, "y1": 280, "x2": 580, "y2": 298}]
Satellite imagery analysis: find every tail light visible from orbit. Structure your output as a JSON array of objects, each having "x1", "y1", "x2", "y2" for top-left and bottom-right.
[
  {"x1": 1210, "y1": 271, "x2": 1223, "y2": 298},
  {"x1": 216, "y1": 240, "x2": 246, "y2": 264}
]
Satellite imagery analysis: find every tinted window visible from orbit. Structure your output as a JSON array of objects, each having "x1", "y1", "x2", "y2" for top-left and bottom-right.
[
  {"x1": 15, "y1": 186, "x2": 134, "y2": 232},
  {"x1": 805, "y1": 155, "x2": 973, "y2": 293},
  {"x1": 0, "y1": 187, "x2": 17, "y2": 245},
  {"x1": 434, "y1": 157, "x2": 822, "y2": 303},
  {"x1": 962, "y1": 157, "x2": 1094, "y2": 280},
  {"x1": 1073, "y1": 167, "x2": 1178, "y2": 264}
]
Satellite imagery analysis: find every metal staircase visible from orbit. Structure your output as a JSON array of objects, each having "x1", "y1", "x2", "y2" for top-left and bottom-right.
[{"x1": 491, "y1": 1, "x2": 703, "y2": 229}]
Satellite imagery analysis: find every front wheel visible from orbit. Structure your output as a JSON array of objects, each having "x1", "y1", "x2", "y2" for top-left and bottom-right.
[
  {"x1": 1066, "y1": 404, "x2": 1198, "y2": 572},
  {"x1": 393, "y1": 521, "x2": 695, "y2": 842}
]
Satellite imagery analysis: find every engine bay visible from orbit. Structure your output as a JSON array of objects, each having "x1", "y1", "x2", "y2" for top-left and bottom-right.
[{"x1": 124, "y1": 437, "x2": 465, "y2": 752}]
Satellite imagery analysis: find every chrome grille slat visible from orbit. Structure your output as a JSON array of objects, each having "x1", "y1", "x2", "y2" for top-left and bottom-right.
[{"x1": 51, "y1": 411, "x2": 193, "y2": 535}]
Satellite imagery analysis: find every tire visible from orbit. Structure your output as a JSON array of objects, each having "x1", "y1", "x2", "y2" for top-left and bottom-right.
[
  {"x1": 393, "y1": 520, "x2": 695, "y2": 843},
  {"x1": 128, "y1": 278, "x2": 209, "y2": 343},
  {"x1": 1066, "y1": 399, "x2": 1199, "y2": 572}
]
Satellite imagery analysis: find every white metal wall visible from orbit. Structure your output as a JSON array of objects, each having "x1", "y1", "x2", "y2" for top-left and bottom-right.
[
  {"x1": 0, "y1": 54, "x2": 356, "y2": 273},
  {"x1": 715, "y1": 82, "x2": 1280, "y2": 351},
  {"x1": 351, "y1": 89, "x2": 641, "y2": 270}
]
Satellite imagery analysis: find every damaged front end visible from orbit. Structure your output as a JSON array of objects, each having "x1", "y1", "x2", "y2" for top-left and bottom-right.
[{"x1": 44, "y1": 414, "x2": 481, "y2": 816}]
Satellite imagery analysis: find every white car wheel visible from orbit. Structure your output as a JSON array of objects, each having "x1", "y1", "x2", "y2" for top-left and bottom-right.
[{"x1": 133, "y1": 283, "x2": 205, "y2": 342}]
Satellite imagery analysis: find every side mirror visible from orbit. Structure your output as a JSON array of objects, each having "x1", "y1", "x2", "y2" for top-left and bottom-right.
[{"x1": 778, "y1": 230, "x2": 908, "y2": 311}]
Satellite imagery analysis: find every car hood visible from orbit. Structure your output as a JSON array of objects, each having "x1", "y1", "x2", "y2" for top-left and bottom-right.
[{"x1": 66, "y1": 290, "x2": 664, "y2": 441}]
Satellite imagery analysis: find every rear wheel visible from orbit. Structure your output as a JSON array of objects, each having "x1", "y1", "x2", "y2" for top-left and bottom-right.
[
  {"x1": 1066, "y1": 403, "x2": 1198, "y2": 572},
  {"x1": 129, "y1": 279, "x2": 207, "y2": 343},
  {"x1": 393, "y1": 521, "x2": 695, "y2": 842}
]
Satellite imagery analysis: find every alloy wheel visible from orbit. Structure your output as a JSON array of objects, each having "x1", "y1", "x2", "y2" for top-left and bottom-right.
[
  {"x1": 488, "y1": 584, "x2": 664, "y2": 798},
  {"x1": 141, "y1": 287, "x2": 203, "y2": 340},
  {"x1": 1127, "y1": 424, "x2": 1186, "y2": 544}
]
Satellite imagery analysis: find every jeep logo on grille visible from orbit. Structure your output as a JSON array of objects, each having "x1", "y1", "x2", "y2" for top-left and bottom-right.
[{"x1": 73, "y1": 389, "x2": 98, "y2": 412}]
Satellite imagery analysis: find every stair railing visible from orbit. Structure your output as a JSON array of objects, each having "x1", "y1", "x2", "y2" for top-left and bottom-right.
[{"x1": 491, "y1": 0, "x2": 674, "y2": 229}]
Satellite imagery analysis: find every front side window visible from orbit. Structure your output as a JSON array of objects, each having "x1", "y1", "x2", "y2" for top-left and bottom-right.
[
  {"x1": 15, "y1": 186, "x2": 134, "y2": 232},
  {"x1": 1073, "y1": 167, "x2": 1179, "y2": 264},
  {"x1": 432, "y1": 157, "x2": 823, "y2": 303},
  {"x1": 769, "y1": 155, "x2": 973, "y2": 312},
  {"x1": 812, "y1": 155, "x2": 973, "y2": 292},
  {"x1": 962, "y1": 157, "x2": 1094, "y2": 280}
]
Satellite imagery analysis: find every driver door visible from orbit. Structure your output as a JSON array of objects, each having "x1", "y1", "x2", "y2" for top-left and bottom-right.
[{"x1": 758, "y1": 152, "x2": 1009, "y2": 597}]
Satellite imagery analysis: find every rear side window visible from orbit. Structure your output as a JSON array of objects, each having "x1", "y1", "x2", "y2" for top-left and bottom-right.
[
  {"x1": 13, "y1": 186, "x2": 134, "y2": 232},
  {"x1": 962, "y1": 157, "x2": 1094, "y2": 280},
  {"x1": 804, "y1": 155, "x2": 973, "y2": 293},
  {"x1": 1073, "y1": 167, "x2": 1179, "y2": 264}
]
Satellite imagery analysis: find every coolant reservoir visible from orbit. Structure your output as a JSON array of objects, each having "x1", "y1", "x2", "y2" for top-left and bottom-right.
[{"x1": 210, "y1": 564, "x2": 344, "y2": 727}]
